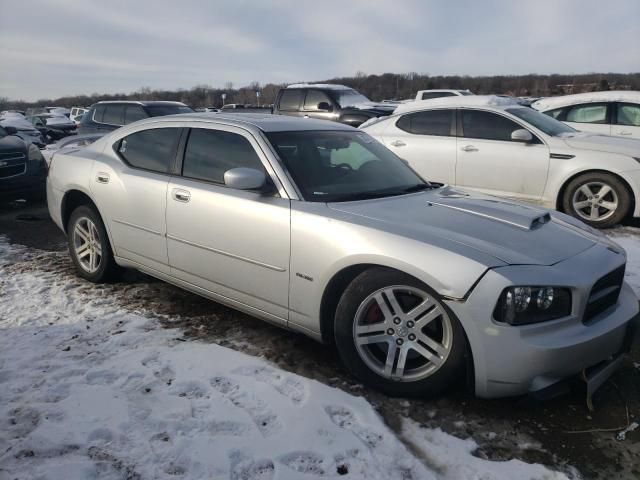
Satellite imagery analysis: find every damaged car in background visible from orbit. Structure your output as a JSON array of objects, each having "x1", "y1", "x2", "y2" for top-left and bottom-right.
[{"x1": 47, "y1": 113, "x2": 639, "y2": 402}]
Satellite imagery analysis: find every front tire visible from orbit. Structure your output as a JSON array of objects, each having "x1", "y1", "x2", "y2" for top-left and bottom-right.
[
  {"x1": 334, "y1": 268, "x2": 467, "y2": 397},
  {"x1": 67, "y1": 205, "x2": 121, "y2": 283},
  {"x1": 562, "y1": 172, "x2": 631, "y2": 228}
]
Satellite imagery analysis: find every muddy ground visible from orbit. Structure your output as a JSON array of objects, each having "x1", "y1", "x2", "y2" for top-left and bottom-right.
[{"x1": 1, "y1": 199, "x2": 638, "y2": 479}]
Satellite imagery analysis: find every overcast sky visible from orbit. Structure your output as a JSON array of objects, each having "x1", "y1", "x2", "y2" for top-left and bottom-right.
[{"x1": 0, "y1": 0, "x2": 638, "y2": 101}]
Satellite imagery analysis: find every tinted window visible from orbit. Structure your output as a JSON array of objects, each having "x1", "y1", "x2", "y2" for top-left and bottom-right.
[
  {"x1": 462, "y1": 110, "x2": 522, "y2": 141},
  {"x1": 144, "y1": 105, "x2": 193, "y2": 116},
  {"x1": 565, "y1": 103, "x2": 607, "y2": 124},
  {"x1": 396, "y1": 110, "x2": 453, "y2": 136},
  {"x1": 124, "y1": 105, "x2": 147, "y2": 124},
  {"x1": 544, "y1": 108, "x2": 565, "y2": 119},
  {"x1": 421, "y1": 92, "x2": 455, "y2": 100},
  {"x1": 0, "y1": 126, "x2": 6, "y2": 138},
  {"x1": 182, "y1": 128, "x2": 264, "y2": 184},
  {"x1": 278, "y1": 90, "x2": 303, "y2": 111},
  {"x1": 117, "y1": 128, "x2": 181, "y2": 173},
  {"x1": 103, "y1": 105, "x2": 125, "y2": 125},
  {"x1": 92, "y1": 105, "x2": 106, "y2": 123},
  {"x1": 616, "y1": 103, "x2": 640, "y2": 127},
  {"x1": 303, "y1": 90, "x2": 332, "y2": 110}
]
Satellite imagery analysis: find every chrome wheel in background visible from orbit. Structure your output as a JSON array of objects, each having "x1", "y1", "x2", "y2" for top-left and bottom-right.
[
  {"x1": 571, "y1": 181, "x2": 619, "y2": 222},
  {"x1": 72, "y1": 217, "x2": 102, "y2": 273},
  {"x1": 353, "y1": 285, "x2": 453, "y2": 382}
]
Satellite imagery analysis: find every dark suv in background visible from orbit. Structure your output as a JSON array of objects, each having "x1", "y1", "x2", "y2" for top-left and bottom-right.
[
  {"x1": 272, "y1": 84, "x2": 396, "y2": 127},
  {"x1": 0, "y1": 125, "x2": 47, "y2": 201},
  {"x1": 78, "y1": 101, "x2": 193, "y2": 134}
]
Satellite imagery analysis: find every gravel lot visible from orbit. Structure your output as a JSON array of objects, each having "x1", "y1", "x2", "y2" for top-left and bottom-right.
[{"x1": 1, "y1": 199, "x2": 639, "y2": 479}]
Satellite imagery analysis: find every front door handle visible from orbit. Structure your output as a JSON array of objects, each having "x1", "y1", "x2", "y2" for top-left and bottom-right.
[
  {"x1": 618, "y1": 131, "x2": 632, "y2": 136},
  {"x1": 96, "y1": 172, "x2": 110, "y2": 184},
  {"x1": 390, "y1": 140, "x2": 406, "y2": 147},
  {"x1": 461, "y1": 145, "x2": 478, "y2": 152},
  {"x1": 172, "y1": 188, "x2": 191, "y2": 203}
]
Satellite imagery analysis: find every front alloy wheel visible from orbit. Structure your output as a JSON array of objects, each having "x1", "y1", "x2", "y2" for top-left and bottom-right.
[
  {"x1": 571, "y1": 182, "x2": 618, "y2": 223},
  {"x1": 353, "y1": 286, "x2": 453, "y2": 382},
  {"x1": 335, "y1": 268, "x2": 467, "y2": 397}
]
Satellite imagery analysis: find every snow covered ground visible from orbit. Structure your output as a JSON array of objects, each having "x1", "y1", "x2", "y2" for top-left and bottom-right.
[{"x1": 8, "y1": 228, "x2": 639, "y2": 479}]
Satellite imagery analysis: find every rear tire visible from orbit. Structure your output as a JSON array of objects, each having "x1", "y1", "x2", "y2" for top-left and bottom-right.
[
  {"x1": 334, "y1": 267, "x2": 468, "y2": 397},
  {"x1": 67, "y1": 205, "x2": 121, "y2": 283},
  {"x1": 562, "y1": 172, "x2": 631, "y2": 228}
]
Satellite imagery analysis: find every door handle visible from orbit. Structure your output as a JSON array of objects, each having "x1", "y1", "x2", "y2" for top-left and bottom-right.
[
  {"x1": 390, "y1": 140, "x2": 406, "y2": 147},
  {"x1": 96, "y1": 172, "x2": 110, "y2": 184},
  {"x1": 461, "y1": 145, "x2": 478, "y2": 152},
  {"x1": 172, "y1": 188, "x2": 191, "y2": 203},
  {"x1": 619, "y1": 131, "x2": 632, "y2": 136}
]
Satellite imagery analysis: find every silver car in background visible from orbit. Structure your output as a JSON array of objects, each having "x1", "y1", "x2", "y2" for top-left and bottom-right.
[{"x1": 47, "y1": 113, "x2": 639, "y2": 399}]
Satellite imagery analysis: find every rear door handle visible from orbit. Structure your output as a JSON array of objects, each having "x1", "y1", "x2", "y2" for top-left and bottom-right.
[
  {"x1": 390, "y1": 140, "x2": 406, "y2": 147},
  {"x1": 172, "y1": 188, "x2": 191, "y2": 203},
  {"x1": 96, "y1": 172, "x2": 110, "y2": 184},
  {"x1": 461, "y1": 145, "x2": 478, "y2": 152}
]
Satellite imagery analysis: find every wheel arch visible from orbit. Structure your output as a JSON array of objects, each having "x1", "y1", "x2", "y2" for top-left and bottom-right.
[
  {"x1": 61, "y1": 188, "x2": 100, "y2": 233},
  {"x1": 555, "y1": 169, "x2": 636, "y2": 216}
]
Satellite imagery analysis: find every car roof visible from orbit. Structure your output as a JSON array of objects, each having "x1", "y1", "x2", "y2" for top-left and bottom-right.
[
  {"x1": 394, "y1": 95, "x2": 520, "y2": 115},
  {"x1": 130, "y1": 112, "x2": 356, "y2": 133},
  {"x1": 93, "y1": 100, "x2": 188, "y2": 107},
  {"x1": 285, "y1": 83, "x2": 353, "y2": 91},
  {"x1": 532, "y1": 91, "x2": 640, "y2": 111},
  {"x1": 415, "y1": 89, "x2": 470, "y2": 93}
]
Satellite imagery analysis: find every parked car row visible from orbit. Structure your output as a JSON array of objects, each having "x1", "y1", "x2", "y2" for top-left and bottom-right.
[{"x1": 46, "y1": 112, "x2": 639, "y2": 400}]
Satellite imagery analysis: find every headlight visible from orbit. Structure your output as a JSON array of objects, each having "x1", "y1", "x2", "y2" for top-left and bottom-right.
[
  {"x1": 494, "y1": 286, "x2": 571, "y2": 325},
  {"x1": 28, "y1": 143, "x2": 45, "y2": 163}
]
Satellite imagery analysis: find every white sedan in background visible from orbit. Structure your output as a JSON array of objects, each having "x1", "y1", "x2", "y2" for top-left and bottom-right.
[
  {"x1": 361, "y1": 96, "x2": 640, "y2": 228},
  {"x1": 532, "y1": 91, "x2": 640, "y2": 139}
]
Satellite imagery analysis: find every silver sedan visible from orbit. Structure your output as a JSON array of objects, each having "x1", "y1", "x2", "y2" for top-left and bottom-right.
[{"x1": 46, "y1": 113, "x2": 639, "y2": 398}]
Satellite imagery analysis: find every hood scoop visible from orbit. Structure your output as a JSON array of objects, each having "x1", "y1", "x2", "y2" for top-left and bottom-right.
[{"x1": 427, "y1": 196, "x2": 551, "y2": 230}]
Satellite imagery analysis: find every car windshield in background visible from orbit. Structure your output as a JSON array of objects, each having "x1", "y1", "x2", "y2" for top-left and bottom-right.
[
  {"x1": 266, "y1": 130, "x2": 432, "y2": 202},
  {"x1": 460, "y1": 91, "x2": 473, "y2": 96},
  {"x1": 145, "y1": 105, "x2": 194, "y2": 116},
  {"x1": 506, "y1": 107, "x2": 576, "y2": 136},
  {"x1": 0, "y1": 126, "x2": 7, "y2": 138},
  {"x1": 333, "y1": 90, "x2": 372, "y2": 108}
]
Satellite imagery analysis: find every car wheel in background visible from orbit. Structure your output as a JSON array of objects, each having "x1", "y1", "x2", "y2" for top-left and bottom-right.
[
  {"x1": 334, "y1": 267, "x2": 467, "y2": 397},
  {"x1": 562, "y1": 172, "x2": 631, "y2": 228},
  {"x1": 67, "y1": 205, "x2": 121, "y2": 282}
]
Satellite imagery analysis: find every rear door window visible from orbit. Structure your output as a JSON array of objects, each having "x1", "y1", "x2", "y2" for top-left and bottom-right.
[
  {"x1": 182, "y1": 128, "x2": 265, "y2": 184},
  {"x1": 103, "y1": 105, "x2": 125, "y2": 125},
  {"x1": 461, "y1": 110, "x2": 522, "y2": 141},
  {"x1": 278, "y1": 90, "x2": 304, "y2": 111},
  {"x1": 565, "y1": 103, "x2": 608, "y2": 124},
  {"x1": 116, "y1": 128, "x2": 181, "y2": 173},
  {"x1": 396, "y1": 110, "x2": 454, "y2": 136},
  {"x1": 124, "y1": 105, "x2": 148, "y2": 124}
]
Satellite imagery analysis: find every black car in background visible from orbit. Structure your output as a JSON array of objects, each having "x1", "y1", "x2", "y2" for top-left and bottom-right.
[
  {"x1": 0, "y1": 125, "x2": 47, "y2": 201},
  {"x1": 78, "y1": 101, "x2": 194, "y2": 134},
  {"x1": 272, "y1": 84, "x2": 396, "y2": 127},
  {"x1": 26, "y1": 114, "x2": 78, "y2": 143}
]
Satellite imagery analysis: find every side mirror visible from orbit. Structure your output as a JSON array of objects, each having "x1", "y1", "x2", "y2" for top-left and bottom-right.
[
  {"x1": 4, "y1": 126, "x2": 18, "y2": 135},
  {"x1": 511, "y1": 128, "x2": 533, "y2": 143},
  {"x1": 317, "y1": 102, "x2": 332, "y2": 112},
  {"x1": 224, "y1": 167, "x2": 267, "y2": 191}
]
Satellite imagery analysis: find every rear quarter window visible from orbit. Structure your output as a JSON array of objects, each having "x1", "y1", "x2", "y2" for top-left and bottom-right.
[{"x1": 278, "y1": 90, "x2": 304, "y2": 111}]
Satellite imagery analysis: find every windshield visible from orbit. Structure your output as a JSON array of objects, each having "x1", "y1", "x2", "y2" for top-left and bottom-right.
[
  {"x1": 266, "y1": 130, "x2": 432, "y2": 202},
  {"x1": 332, "y1": 89, "x2": 372, "y2": 108},
  {"x1": 145, "y1": 105, "x2": 194, "y2": 116},
  {"x1": 460, "y1": 90, "x2": 474, "y2": 96},
  {"x1": 506, "y1": 107, "x2": 576, "y2": 136}
]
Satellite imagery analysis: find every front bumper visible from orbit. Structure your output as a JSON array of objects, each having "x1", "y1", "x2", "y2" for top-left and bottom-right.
[{"x1": 446, "y1": 243, "x2": 639, "y2": 398}]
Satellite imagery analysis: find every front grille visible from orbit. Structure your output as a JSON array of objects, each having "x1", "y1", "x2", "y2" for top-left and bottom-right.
[
  {"x1": 0, "y1": 153, "x2": 27, "y2": 179},
  {"x1": 583, "y1": 265, "x2": 625, "y2": 324}
]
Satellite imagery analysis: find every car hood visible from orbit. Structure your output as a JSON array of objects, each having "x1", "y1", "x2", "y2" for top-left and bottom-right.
[
  {"x1": 559, "y1": 132, "x2": 640, "y2": 157},
  {"x1": 0, "y1": 135, "x2": 26, "y2": 151},
  {"x1": 328, "y1": 187, "x2": 602, "y2": 266}
]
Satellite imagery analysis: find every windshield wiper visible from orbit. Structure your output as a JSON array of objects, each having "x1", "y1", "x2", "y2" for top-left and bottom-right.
[{"x1": 402, "y1": 183, "x2": 436, "y2": 193}]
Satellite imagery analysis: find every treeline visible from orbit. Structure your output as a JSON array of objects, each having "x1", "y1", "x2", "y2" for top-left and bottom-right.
[{"x1": 2, "y1": 72, "x2": 639, "y2": 111}]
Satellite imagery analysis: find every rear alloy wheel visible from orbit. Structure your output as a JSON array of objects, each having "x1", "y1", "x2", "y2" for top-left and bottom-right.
[
  {"x1": 67, "y1": 205, "x2": 121, "y2": 282},
  {"x1": 563, "y1": 172, "x2": 631, "y2": 228},
  {"x1": 334, "y1": 268, "x2": 467, "y2": 397}
]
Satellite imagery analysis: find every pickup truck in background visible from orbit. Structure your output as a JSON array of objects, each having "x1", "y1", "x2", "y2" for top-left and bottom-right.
[{"x1": 272, "y1": 84, "x2": 396, "y2": 127}]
